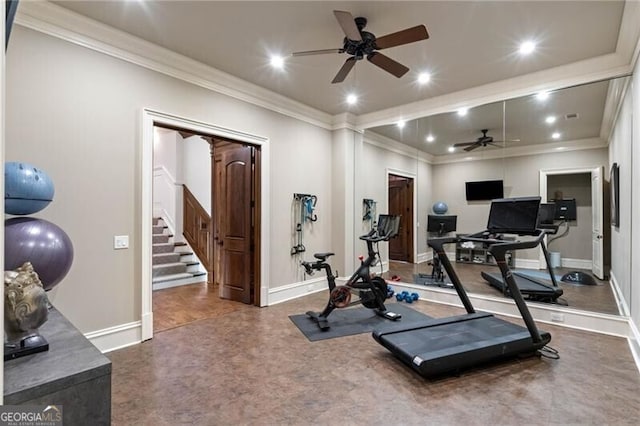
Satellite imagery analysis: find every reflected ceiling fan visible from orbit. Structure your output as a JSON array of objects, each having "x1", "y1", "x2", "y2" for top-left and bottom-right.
[
  {"x1": 292, "y1": 10, "x2": 429, "y2": 83},
  {"x1": 453, "y1": 129, "x2": 505, "y2": 152}
]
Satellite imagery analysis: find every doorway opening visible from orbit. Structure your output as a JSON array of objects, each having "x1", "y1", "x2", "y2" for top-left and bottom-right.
[
  {"x1": 387, "y1": 172, "x2": 415, "y2": 263},
  {"x1": 142, "y1": 109, "x2": 270, "y2": 340},
  {"x1": 539, "y1": 166, "x2": 606, "y2": 280}
]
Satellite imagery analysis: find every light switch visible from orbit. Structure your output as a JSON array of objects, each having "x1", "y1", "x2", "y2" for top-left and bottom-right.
[{"x1": 114, "y1": 235, "x2": 129, "y2": 249}]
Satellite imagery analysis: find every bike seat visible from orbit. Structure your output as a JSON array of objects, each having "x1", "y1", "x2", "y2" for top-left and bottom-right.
[{"x1": 314, "y1": 252, "x2": 334, "y2": 261}]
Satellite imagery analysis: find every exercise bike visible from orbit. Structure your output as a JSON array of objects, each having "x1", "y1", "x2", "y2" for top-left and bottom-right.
[{"x1": 301, "y1": 214, "x2": 402, "y2": 331}]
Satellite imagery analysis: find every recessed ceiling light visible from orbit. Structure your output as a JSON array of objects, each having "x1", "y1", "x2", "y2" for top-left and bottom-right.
[
  {"x1": 457, "y1": 107, "x2": 468, "y2": 117},
  {"x1": 418, "y1": 72, "x2": 431, "y2": 85},
  {"x1": 346, "y1": 94, "x2": 358, "y2": 105},
  {"x1": 519, "y1": 40, "x2": 536, "y2": 55},
  {"x1": 426, "y1": 135, "x2": 435, "y2": 143},
  {"x1": 270, "y1": 55, "x2": 284, "y2": 69},
  {"x1": 536, "y1": 91, "x2": 550, "y2": 101},
  {"x1": 555, "y1": 147, "x2": 566, "y2": 151},
  {"x1": 448, "y1": 146, "x2": 455, "y2": 153},
  {"x1": 552, "y1": 132, "x2": 561, "y2": 140},
  {"x1": 397, "y1": 120, "x2": 406, "y2": 129},
  {"x1": 545, "y1": 116, "x2": 557, "y2": 124}
]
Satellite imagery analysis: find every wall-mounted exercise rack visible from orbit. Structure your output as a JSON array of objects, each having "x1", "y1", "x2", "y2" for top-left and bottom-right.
[
  {"x1": 291, "y1": 193, "x2": 318, "y2": 255},
  {"x1": 363, "y1": 198, "x2": 377, "y2": 230}
]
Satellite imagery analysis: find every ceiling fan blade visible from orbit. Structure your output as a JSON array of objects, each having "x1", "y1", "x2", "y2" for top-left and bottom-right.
[
  {"x1": 464, "y1": 144, "x2": 481, "y2": 152},
  {"x1": 331, "y1": 57, "x2": 357, "y2": 84},
  {"x1": 453, "y1": 141, "x2": 479, "y2": 147},
  {"x1": 291, "y1": 48, "x2": 344, "y2": 57},
  {"x1": 334, "y1": 10, "x2": 362, "y2": 41},
  {"x1": 367, "y1": 52, "x2": 409, "y2": 78},
  {"x1": 375, "y1": 25, "x2": 429, "y2": 50}
]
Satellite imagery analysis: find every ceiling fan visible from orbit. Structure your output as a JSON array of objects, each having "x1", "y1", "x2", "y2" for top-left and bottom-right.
[
  {"x1": 453, "y1": 129, "x2": 505, "y2": 152},
  {"x1": 292, "y1": 10, "x2": 429, "y2": 83}
]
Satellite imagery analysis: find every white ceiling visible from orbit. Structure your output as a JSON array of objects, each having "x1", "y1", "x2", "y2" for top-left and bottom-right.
[{"x1": 50, "y1": 1, "x2": 633, "y2": 156}]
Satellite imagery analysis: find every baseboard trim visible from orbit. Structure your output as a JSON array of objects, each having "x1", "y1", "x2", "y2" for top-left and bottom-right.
[
  {"x1": 562, "y1": 258, "x2": 592, "y2": 270},
  {"x1": 628, "y1": 320, "x2": 640, "y2": 374},
  {"x1": 515, "y1": 258, "x2": 540, "y2": 269},
  {"x1": 417, "y1": 252, "x2": 431, "y2": 264},
  {"x1": 381, "y1": 281, "x2": 630, "y2": 337},
  {"x1": 268, "y1": 277, "x2": 327, "y2": 305},
  {"x1": 609, "y1": 271, "x2": 630, "y2": 316},
  {"x1": 152, "y1": 275, "x2": 207, "y2": 291},
  {"x1": 85, "y1": 321, "x2": 142, "y2": 353}
]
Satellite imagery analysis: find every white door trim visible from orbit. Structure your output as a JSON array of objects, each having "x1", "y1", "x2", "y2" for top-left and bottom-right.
[
  {"x1": 538, "y1": 166, "x2": 602, "y2": 272},
  {"x1": 141, "y1": 109, "x2": 270, "y2": 341},
  {"x1": 386, "y1": 168, "x2": 418, "y2": 264}
]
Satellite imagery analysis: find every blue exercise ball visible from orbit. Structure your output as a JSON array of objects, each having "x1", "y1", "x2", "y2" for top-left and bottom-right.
[
  {"x1": 5, "y1": 217, "x2": 73, "y2": 291},
  {"x1": 432, "y1": 201, "x2": 448, "y2": 215},
  {"x1": 5, "y1": 162, "x2": 55, "y2": 215}
]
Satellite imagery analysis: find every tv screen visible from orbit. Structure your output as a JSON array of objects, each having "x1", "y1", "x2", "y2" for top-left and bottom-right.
[
  {"x1": 538, "y1": 203, "x2": 556, "y2": 225},
  {"x1": 487, "y1": 196, "x2": 541, "y2": 235},
  {"x1": 465, "y1": 180, "x2": 504, "y2": 201},
  {"x1": 427, "y1": 215, "x2": 457, "y2": 234},
  {"x1": 553, "y1": 199, "x2": 577, "y2": 221},
  {"x1": 377, "y1": 214, "x2": 400, "y2": 239}
]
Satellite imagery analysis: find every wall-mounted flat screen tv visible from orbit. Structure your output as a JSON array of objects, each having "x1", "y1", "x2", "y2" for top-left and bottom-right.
[{"x1": 465, "y1": 180, "x2": 504, "y2": 201}]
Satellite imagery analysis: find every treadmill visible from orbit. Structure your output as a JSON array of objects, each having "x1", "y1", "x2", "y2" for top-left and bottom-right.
[
  {"x1": 481, "y1": 203, "x2": 564, "y2": 304},
  {"x1": 372, "y1": 197, "x2": 552, "y2": 378}
]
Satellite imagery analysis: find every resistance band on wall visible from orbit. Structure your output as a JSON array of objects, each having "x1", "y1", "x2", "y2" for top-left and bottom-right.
[
  {"x1": 291, "y1": 193, "x2": 318, "y2": 255},
  {"x1": 362, "y1": 198, "x2": 377, "y2": 230}
]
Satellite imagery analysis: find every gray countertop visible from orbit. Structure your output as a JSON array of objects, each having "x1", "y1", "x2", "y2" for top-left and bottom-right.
[{"x1": 4, "y1": 307, "x2": 112, "y2": 404}]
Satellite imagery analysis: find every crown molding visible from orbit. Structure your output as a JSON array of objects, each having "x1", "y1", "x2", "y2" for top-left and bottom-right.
[
  {"x1": 600, "y1": 75, "x2": 633, "y2": 142},
  {"x1": 617, "y1": 0, "x2": 640, "y2": 66},
  {"x1": 431, "y1": 137, "x2": 606, "y2": 165},
  {"x1": 364, "y1": 131, "x2": 434, "y2": 164},
  {"x1": 14, "y1": 1, "x2": 334, "y2": 130},
  {"x1": 356, "y1": 54, "x2": 630, "y2": 130},
  {"x1": 331, "y1": 112, "x2": 362, "y2": 133}
]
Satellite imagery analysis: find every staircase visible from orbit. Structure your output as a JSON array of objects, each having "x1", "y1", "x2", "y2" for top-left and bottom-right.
[{"x1": 153, "y1": 217, "x2": 207, "y2": 290}]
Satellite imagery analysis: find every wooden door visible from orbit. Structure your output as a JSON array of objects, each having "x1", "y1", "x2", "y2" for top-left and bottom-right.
[
  {"x1": 388, "y1": 174, "x2": 414, "y2": 262},
  {"x1": 214, "y1": 143, "x2": 256, "y2": 304}
]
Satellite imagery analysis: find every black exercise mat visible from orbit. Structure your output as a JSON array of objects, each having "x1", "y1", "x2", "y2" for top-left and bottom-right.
[{"x1": 289, "y1": 303, "x2": 432, "y2": 342}]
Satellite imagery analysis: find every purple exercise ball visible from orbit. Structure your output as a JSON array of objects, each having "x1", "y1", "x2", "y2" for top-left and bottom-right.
[{"x1": 5, "y1": 217, "x2": 74, "y2": 291}]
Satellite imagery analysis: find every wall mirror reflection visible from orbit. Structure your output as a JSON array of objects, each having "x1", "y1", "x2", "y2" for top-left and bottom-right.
[{"x1": 364, "y1": 75, "x2": 630, "y2": 317}]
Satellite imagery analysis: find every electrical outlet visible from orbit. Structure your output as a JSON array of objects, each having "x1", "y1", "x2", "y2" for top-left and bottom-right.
[{"x1": 114, "y1": 235, "x2": 129, "y2": 250}]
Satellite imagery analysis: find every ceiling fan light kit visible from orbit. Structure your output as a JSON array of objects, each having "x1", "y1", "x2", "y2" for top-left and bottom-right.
[{"x1": 292, "y1": 10, "x2": 429, "y2": 84}]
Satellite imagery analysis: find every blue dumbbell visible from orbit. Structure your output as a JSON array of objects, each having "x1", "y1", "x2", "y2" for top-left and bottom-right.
[
  {"x1": 395, "y1": 293, "x2": 403, "y2": 301},
  {"x1": 410, "y1": 292, "x2": 419, "y2": 301},
  {"x1": 386, "y1": 285, "x2": 395, "y2": 299},
  {"x1": 403, "y1": 293, "x2": 414, "y2": 303}
]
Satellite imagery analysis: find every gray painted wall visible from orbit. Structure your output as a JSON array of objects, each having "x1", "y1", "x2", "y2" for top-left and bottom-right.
[
  {"x1": 608, "y1": 71, "x2": 634, "y2": 318},
  {"x1": 431, "y1": 148, "x2": 608, "y2": 260},
  {"x1": 5, "y1": 26, "x2": 334, "y2": 332},
  {"x1": 182, "y1": 135, "x2": 211, "y2": 215},
  {"x1": 547, "y1": 173, "x2": 592, "y2": 261}
]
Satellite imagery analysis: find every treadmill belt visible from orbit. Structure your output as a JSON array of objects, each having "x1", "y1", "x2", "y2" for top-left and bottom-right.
[
  {"x1": 482, "y1": 271, "x2": 563, "y2": 300},
  {"x1": 374, "y1": 314, "x2": 550, "y2": 377}
]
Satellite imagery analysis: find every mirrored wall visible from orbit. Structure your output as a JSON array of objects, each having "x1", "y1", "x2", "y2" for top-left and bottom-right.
[{"x1": 362, "y1": 75, "x2": 630, "y2": 317}]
